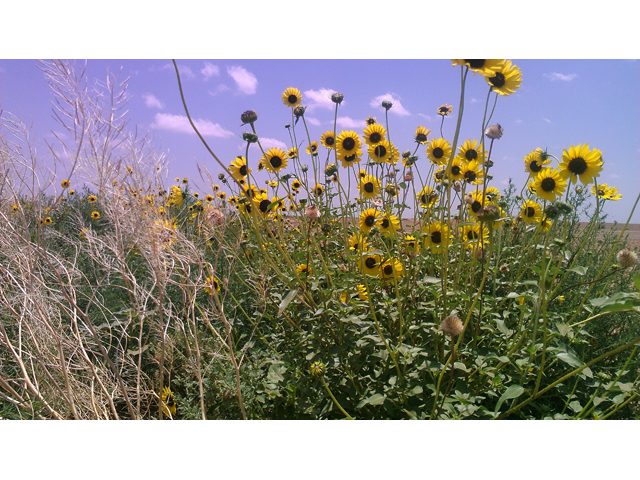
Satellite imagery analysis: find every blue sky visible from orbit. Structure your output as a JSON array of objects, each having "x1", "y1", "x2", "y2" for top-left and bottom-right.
[{"x1": 1, "y1": 58, "x2": 637, "y2": 222}]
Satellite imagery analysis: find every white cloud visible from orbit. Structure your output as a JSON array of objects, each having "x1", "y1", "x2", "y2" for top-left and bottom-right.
[
  {"x1": 142, "y1": 93, "x2": 164, "y2": 109},
  {"x1": 304, "y1": 88, "x2": 340, "y2": 111},
  {"x1": 305, "y1": 117, "x2": 321, "y2": 126},
  {"x1": 248, "y1": 137, "x2": 287, "y2": 153},
  {"x1": 369, "y1": 94, "x2": 410, "y2": 116},
  {"x1": 227, "y1": 65, "x2": 258, "y2": 95},
  {"x1": 209, "y1": 84, "x2": 231, "y2": 96},
  {"x1": 150, "y1": 113, "x2": 234, "y2": 138},
  {"x1": 544, "y1": 72, "x2": 578, "y2": 82},
  {"x1": 161, "y1": 62, "x2": 195, "y2": 79},
  {"x1": 336, "y1": 116, "x2": 363, "y2": 130},
  {"x1": 609, "y1": 173, "x2": 620, "y2": 179},
  {"x1": 417, "y1": 113, "x2": 432, "y2": 122},
  {"x1": 201, "y1": 62, "x2": 220, "y2": 81},
  {"x1": 542, "y1": 117, "x2": 551, "y2": 124},
  {"x1": 514, "y1": 119, "x2": 523, "y2": 124},
  {"x1": 469, "y1": 98, "x2": 479, "y2": 103}
]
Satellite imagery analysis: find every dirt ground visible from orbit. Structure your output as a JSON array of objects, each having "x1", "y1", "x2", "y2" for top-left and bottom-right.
[{"x1": 583, "y1": 223, "x2": 640, "y2": 250}]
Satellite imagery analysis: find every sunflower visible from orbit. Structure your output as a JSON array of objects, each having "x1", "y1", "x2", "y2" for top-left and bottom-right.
[
  {"x1": 485, "y1": 186, "x2": 501, "y2": 202},
  {"x1": 349, "y1": 231, "x2": 370, "y2": 252},
  {"x1": 368, "y1": 140, "x2": 392, "y2": 164},
  {"x1": 320, "y1": 131, "x2": 336, "y2": 149},
  {"x1": 204, "y1": 194, "x2": 214, "y2": 203},
  {"x1": 388, "y1": 142, "x2": 400, "y2": 165},
  {"x1": 437, "y1": 104, "x2": 453, "y2": 116},
  {"x1": 229, "y1": 156, "x2": 251, "y2": 181},
  {"x1": 242, "y1": 184, "x2": 259, "y2": 201},
  {"x1": 380, "y1": 258, "x2": 404, "y2": 282},
  {"x1": 68, "y1": 190, "x2": 76, "y2": 197},
  {"x1": 460, "y1": 160, "x2": 484, "y2": 185},
  {"x1": 88, "y1": 195, "x2": 98, "y2": 203},
  {"x1": 418, "y1": 185, "x2": 439, "y2": 209},
  {"x1": 538, "y1": 218, "x2": 552, "y2": 232},
  {"x1": 423, "y1": 221, "x2": 451, "y2": 252},
  {"x1": 457, "y1": 139, "x2": 484, "y2": 163},
  {"x1": 91, "y1": 211, "x2": 100, "y2": 220},
  {"x1": 339, "y1": 149, "x2": 362, "y2": 168},
  {"x1": 360, "y1": 253, "x2": 381, "y2": 276},
  {"x1": 44, "y1": 217, "x2": 53, "y2": 225},
  {"x1": 524, "y1": 148, "x2": 553, "y2": 177},
  {"x1": 313, "y1": 183, "x2": 324, "y2": 196},
  {"x1": 358, "y1": 175, "x2": 381, "y2": 199},
  {"x1": 485, "y1": 60, "x2": 522, "y2": 96},
  {"x1": 291, "y1": 179, "x2": 302, "y2": 191},
  {"x1": 414, "y1": 126, "x2": 431, "y2": 145},
  {"x1": 433, "y1": 168, "x2": 446, "y2": 183},
  {"x1": 260, "y1": 148, "x2": 289, "y2": 174},
  {"x1": 447, "y1": 157, "x2": 465, "y2": 182},
  {"x1": 182, "y1": 178, "x2": 189, "y2": 184},
  {"x1": 591, "y1": 183, "x2": 622, "y2": 201},
  {"x1": 161, "y1": 386, "x2": 176, "y2": 417},
  {"x1": 297, "y1": 264, "x2": 312, "y2": 276},
  {"x1": 254, "y1": 192, "x2": 274, "y2": 218},
  {"x1": 359, "y1": 208, "x2": 381, "y2": 234},
  {"x1": 466, "y1": 189, "x2": 488, "y2": 220},
  {"x1": 218, "y1": 191, "x2": 227, "y2": 200},
  {"x1": 356, "y1": 284, "x2": 369, "y2": 301},
  {"x1": 363, "y1": 123, "x2": 386, "y2": 146},
  {"x1": 282, "y1": 87, "x2": 302, "y2": 108},
  {"x1": 532, "y1": 168, "x2": 567, "y2": 202},
  {"x1": 357, "y1": 169, "x2": 368, "y2": 180},
  {"x1": 460, "y1": 223, "x2": 489, "y2": 249},
  {"x1": 378, "y1": 213, "x2": 400, "y2": 236},
  {"x1": 306, "y1": 141, "x2": 319, "y2": 155},
  {"x1": 405, "y1": 235, "x2": 420, "y2": 253},
  {"x1": 520, "y1": 200, "x2": 542, "y2": 223},
  {"x1": 336, "y1": 131, "x2": 362, "y2": 158},
  {"x1": 287, "y1": 147, "x2": 299, "y2": 159},
  {"x1": 426, "y1": 138, "x2": 452, "y2": 166},
  {"x1": 60, "y1": 179, "x2": 70, "y2": 189},
  {"x1": 451, "y1": 59, "x2": 505, "y2": 76},
  {"x1": 558, "y1": 144, "x2": 603, "y2": 185},
  {"x1": 204, "y1": 276, "x2": 221, "y2": 295}
]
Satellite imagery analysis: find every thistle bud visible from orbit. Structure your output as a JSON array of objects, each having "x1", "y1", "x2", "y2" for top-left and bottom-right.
[
  {"x1": 617, "y1": 249, "x2": 638, "y2": 268},
  {"x1": 331, "y1": 92, "x2": 344, "y2": 104},
  {"x1": 305, "y1": 205, "x2": 320, "y2": 220},
  {"x1": 440, "y1": 315, "x2": 464, "y2": 337},
  {"x1": 240, "y1": 110, "x2": 258, "y2": 125},
  {"x1": 402, "y1": 150, "x2": 411, "y2": 159},
  {"x1": 485, "y1": 123, "x2": 504, "y2": 140},
  {"x1": 371, "y1": 198, "x2": 383, "y2": 209}
]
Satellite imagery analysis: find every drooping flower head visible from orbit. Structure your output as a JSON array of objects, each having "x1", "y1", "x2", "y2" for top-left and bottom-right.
[
  {"x1": 591, "y1": 183, "x2": 622, "y2": 201},
  {"x1": 524, "y1": 148, "x2": 553, "y2": 177},
  {"x1": 451, "y1": 59, "x2": 504, "y2": 76},
  {"x1": 414, "y1": 126, "x2": 431, "y2": 145},
  {"x1": 485, "y1": 60, "x2": 522, "y2": 96}
]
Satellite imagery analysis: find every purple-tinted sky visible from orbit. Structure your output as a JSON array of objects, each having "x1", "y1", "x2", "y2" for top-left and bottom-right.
[{"x1": 1, "y1": 59, "x2": 637, "y2": 222}]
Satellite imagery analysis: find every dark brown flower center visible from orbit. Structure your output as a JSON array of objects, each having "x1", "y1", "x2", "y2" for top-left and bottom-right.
[
  {"x1": 365, "y1": 257, "x2": 377, "y2": 269},
  {"x1": 525, "y1": 207, "x2": 536, "y2": 217},
  {"x1": 432, "y1": 147, "x2": 444, "y2": 159},
  {"x1": 342, "y1": 137, "x2": 356, "y2": 151},
  {"x1": 431, "y1": 231, "x2": 442, "y2": 243},
  {"x1": 288, "y1": 94, "x2": 298, "y2": 104},
  {"x1": 489, "y1": 72, "x2": 506, "y2": 88},
  {"x1": 269, "y1": 156, "x2": 283, "y2": 169},
  {"x1": 465, "y1": 149, "x2": 478, "y2": 161},
  {"x1": 541, "y1": 177, "x2": 556, "y2": 192},
  {"x1": 311, "y1": 144, "x2": 317, "y2": 152},
  {"x1": 364, "y1": 182, "x2": 374, "y2": 193},
  {"x1": 568, "y1": 157, "x2": 588, "y2": 175},
  {"x1": 467, "y1": 230, "x2": 479, "y2": 240},
  {"x1": 374, "y1": 145, "x2": 387, "y2": 157},
  {"x1": 326, "y1": 136, "x2": 335, "y2": 146},
  {"x1": 345, "y1": 154, "x2": 356, "y2": 163},
  {"x1": 471, "y1": 201, "x2": 482, "y2": 213},
  {"x1": 369, "y1": 132, "x2": 382, "y2": 143},
  {"x1": 383, "y1": 265, "x2": 393, "y2": 275},
  {"x1": 451, "y1": 166, "x2": 461, "y2": 175},
  {"x1": 239, "y1": 165, "x2": 247, "y2": 176},
  {"x1": 465, "y1": 60, "x2": 486, "y2": 69},
  {"x1": 529, "y1": 160, "x2": 542, "y2": 173},
  {"x1": 364, "y1": 215, "x2": 376, "y2": 227},
  {"x1": 464, "y1": 171, "x2": 477, "y2": 183},
  {"x1": 598, "y1": 189, "x2": 605, "y2": 196},
  {"x1": 416, "y1": 133, "x2": 428, "y2": 143},
  {"x1": 259, "y1": 199, "x2": 270, "y2": 212},
  {"x1": 380, "y1": 218, "x2": 390, "y2": 229}
]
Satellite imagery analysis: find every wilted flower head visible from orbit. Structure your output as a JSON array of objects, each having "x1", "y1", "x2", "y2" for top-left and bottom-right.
[
  {"x1": 371, "y1": 198, "x2": 383, "y2": 209},
  {"x1": 404, "y1": 171, "x2": 413, "y2": 182},
  {"x1": 206, "y1": 208, "x2": 226, "y2": 227},
  {"x1": 331, "y1": 92, "x2": 344, "y2": 104},
  {"x1": 464, "y1": 193, "x2": 474, "y2": 205},
  {"x1": 617, "y1": 249, "x2": 638, "y2": 269},
  {"x1": 305, "y1": 205, "x2": 320, "y2": 220},
  {"x1": 485, "y1": 123, "x2": 504, "y2": 140},
  {"x1": 440, "y1": 315, "x2": 464, "y2": 336},
  {"x1": 453, "y1": 182, "x2": 462, "y2": 193},
  {"x1": 240, "y1": 110, "x2": 258, "y2": 125}
]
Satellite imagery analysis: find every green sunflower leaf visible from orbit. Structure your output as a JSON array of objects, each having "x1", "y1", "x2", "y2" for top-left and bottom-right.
[
  {"x1": 494, "y1": 385, "x2": 525, "y2": 413},
  {"x1": 278, "y1": 289, "x2": 298, "y2": 316}
]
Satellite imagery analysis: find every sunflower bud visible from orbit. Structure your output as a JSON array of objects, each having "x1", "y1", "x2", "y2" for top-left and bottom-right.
[
  {"x1": 293, "y1": 105, "x2": 306, "y2": 118},
  {"x1": 240, "y1": 110, "x2": 258, "y2": 125},
  {"x1": 331, "y1": 92, "x2": 344, "y2": 104},
  {"x1": 310, "y1": 361, "x2": 325, "y2": 377},
  {"x1": 484, "y1": 159, "x2": 494, "y2": 169},
  {"x1": 554, "y1": 201, "x2": 573, "y2": 215},
  {"x1": 485, "y1": 123, "x2": 504, "y2": 140},
  {"x1": 382, "y1": 100, "x2": 393, "y2": 111},
  {"x1": 402, "y1": 150, "x2": 411, "y2": 159},
  {"x1": 575, "y1": 186, "x2": 583, "y2": 194},
  {"x1": 242, "y1": 132, "x2": 259, "y2": 143},
  {"x1": 544, "y1": 204, "x2": 559, "y2": 219},
  {"x1": 218, "y1": 173, "x2": 225, "y2": 181},
  {"x1": 324, "y1": 163, "x2": 339, "y2": 176},
  {"x1": 477, "y1": 205, "x2": 501, "y2": 223},
  {"x1": 301, "y1": 165, "x2": 309, "y2": 173}
]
